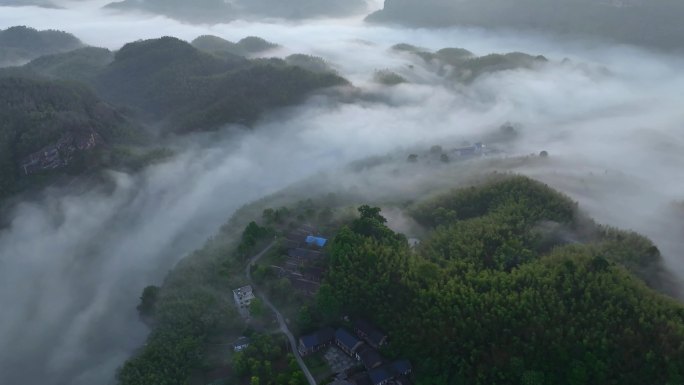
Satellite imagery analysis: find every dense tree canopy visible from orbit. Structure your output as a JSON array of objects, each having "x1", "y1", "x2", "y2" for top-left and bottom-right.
[
  {"x1": 95, "y1": 37, "x2": 347, "y2": 132},
  {"x1": 319, "y1": 176, "x2": 684, "y2": 385},
  {"x1": 0, "y1": 26, "x2": 82, "y2": 67},
  {"x1": 0, "y1": 76, "x2": 138, "y2": 199}
]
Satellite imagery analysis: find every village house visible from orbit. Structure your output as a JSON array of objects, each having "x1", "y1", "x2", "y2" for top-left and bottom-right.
[
  {"x1": 233, "y1": 336, "x2": 251, "y2": 352},
  {"x1": 451, "y1": 142, "x2": 485, "y2": 157},
  {"x1": 368, "y1": 360, "x2": 413, "y2": 385},
  {"x1": 335, "y1": 328, "x2": 364, "y2": 359},
  {"x1": 298, "y1": 327, "x2": 335, "y2": 356},
  {"x1": 357, "y1": 345, "x2": 385, "y2": 370},
  {"x1": 232, "y1": 285, "x2": 255, "y2": 317},
  {"x1": 305, "y1": 235, "x2": 328, "y2": 248},
  {"x1": 353, "y1": 319, "x2": 388, "y2": 349}
]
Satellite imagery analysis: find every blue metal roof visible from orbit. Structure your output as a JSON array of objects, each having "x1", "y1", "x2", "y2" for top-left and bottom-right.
[
  {"x1": 392, "y1": 359, "x2": 412, "y2": 375},
  {"x1": 300, "y1": 334, "x2": 319, "y2": 349},
  {"x1": 305, "y1": 235, "x2": 328, "y2": 247},
  {"x1": 368, "y1": 360, "x2": 413, "y2": 385},
  {"x1": 369, "y1": 367, "x2": 392, "y2": 385},
  {"x1": 335, "y1": 328, "x2": 361, "y2": 351},
  {"x1": 300, "y1": 327, "x2": 334, "y2": 348}
]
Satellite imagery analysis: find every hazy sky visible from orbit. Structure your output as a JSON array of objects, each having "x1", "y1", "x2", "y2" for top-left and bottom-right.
[{"x1": 1, "y1": 2, "x2": 684, "y2": 384}]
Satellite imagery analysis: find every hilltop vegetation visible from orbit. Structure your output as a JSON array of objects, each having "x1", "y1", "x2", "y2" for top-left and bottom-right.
[
  {"x1": 0, "y1": 26, "x2": 83, "y2": 67},
  {"x1": 120, "y1": 174, "x2": 684, "y2": 385},
  {"x1": 95, "y1": 37, "x2": 347, "y2": 132},
  {"x1": 369, "y1": 0, "x2": 684, "y2": 51},
  {"x1": 317, "y1": 176, "x2": 684, "y2": 384},
  {"x1": 392, "y1": 43, "x2": 547, "y2": 83},
  {"x1": 192, "y1": 35, "x2": 279, "y2": 58},
  {"x1": 0, "y1": 33, "x2": 348, "y2": 207},
  {"x1": 0, "y1": 76, "x2": 140, "y2": 200}
]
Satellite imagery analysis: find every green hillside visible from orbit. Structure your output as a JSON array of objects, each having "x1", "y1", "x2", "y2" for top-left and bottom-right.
[
  {"x1": 0, "y1": 26, "x2": 83, "y2": 67},
  {"x1": 319, "y1": 176, "x2": 684, "y2": 384},
  {"x1": 0, "y1": 76, "x2": 139, "y2": 199},
  {"x1": 96, "y1": 37, "x2": 348, "y2": 132}
]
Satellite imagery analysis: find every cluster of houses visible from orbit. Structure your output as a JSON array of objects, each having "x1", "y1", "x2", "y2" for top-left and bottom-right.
[
  {"x1": 299, "y1": 320, "x2": 412, "y2": 385},
  {"x1": 273, "y1": 226, "x2": 329, "y2": 296},
  {"x1": 20, "y1": 131, "x2": 101, "y2": 175}
]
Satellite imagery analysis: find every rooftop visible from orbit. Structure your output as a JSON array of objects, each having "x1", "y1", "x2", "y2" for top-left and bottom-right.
[
  {"x1": 354, "y1": 319, "x2": 387, "y2": 347},
  {"x1": 335, "y1": 328, "x2": 362, "y2": 352},
  {"x1": 306, "y1": 235, "x2": 328, "y2": 247},
  {"x1": 300, "y1": 327, "x2": 335, "y2": 349},
  {"x1": 368, "y1": 360, "x2": 413, "y2": 385},
  {"x1": 358, "y1": 345, "x2": 385, "y2": 370}
]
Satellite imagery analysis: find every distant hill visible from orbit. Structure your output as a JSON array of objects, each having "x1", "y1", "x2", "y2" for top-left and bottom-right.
[
  {"x1": 233, "y1": 0, "x2": 367, "y2": 19},
  {"x1": 392, "y1": 43, "x2": 547, "y2": 83},
  {"x1": 105, "y1": 0, "x2": 234, "y2": 23},
  {"x1": 368, "y1": 0, "x2": 684, "y2": 51},
  {"x1": 95, "y1": 37, "x2": 348, "y2": 132},
  {"x1": 0, "y1": 26, "x2": 83, "y2": 67},
  {"x1": 105, "y1": 0, "x2": 367, "y2": 22},
  {"x1": 0, "y1": 0, "x2": 58, "y2": 7},
  {"x1": 0, "y1": 77, "x2": 139, "y2": 199},
  {"x1": 191, "y1": 35, "x2": 278, "y2": 58},
  {"x1": 1, "y1": 36, "x2": 347, "y2": 134},
  {"x1": 285, "y1": 54, "x2": 335, "y2": 74}
]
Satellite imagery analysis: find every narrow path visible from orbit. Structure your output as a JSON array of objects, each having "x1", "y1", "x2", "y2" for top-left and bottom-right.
[{"x1": 246, "y1": 241, "x2": 317, "y2": 385}]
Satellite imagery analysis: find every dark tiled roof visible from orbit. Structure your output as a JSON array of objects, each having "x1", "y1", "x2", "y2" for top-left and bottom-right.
[
  {"x1": 233, "y1": 336, "x2": 250, "y2": 348},
  {"x1": 354, "y1": 319, "x2": 387, "y2": 346},
  {"x1": 335, "y1": 328, "x2": 362, "y2": 352},
  {"x1": 368, "y1": 360, "x2": 413, "y2": 385},
  {"x1": 358, "y1": 345, "x2": 385, "y2": 370},
  {"x1": 394, "y1": 375, "x2": 412, "y2": 385},
  {"x1": 300, "y1": 327, "x2": 335, "y2": 349},
  {"x1": 300, "y1": 334, "x2": 319, "y2": 349},
  {"x1": 369, "y1": 367, "x2": 392, "y2": 385}
]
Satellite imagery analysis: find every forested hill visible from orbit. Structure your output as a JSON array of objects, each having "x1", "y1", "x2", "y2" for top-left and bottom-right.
[
  {"x1": 0, "y1": 77, "x2": 139, "y2": 200},
  {"x1": 0, "y1": 26, "x2": 83, "y2": 67},
  {"x1": 319, "y1": 176, "x2": 684, "y2": 384},
  {"x1": 120, "y1": 174, "x2": 684, "y2": 385},
  {"x1": 367, "y1": 0, "x2": 684, "y2": 51},
  {"x1": 191, "y1": 35, "x2": 279, "y2": 58},
  {"x1": 105, "y1": 0, "x2": 367, "y2": 23},
  {"x1": 0, "y1": 33, "x2": 348, "y2": 209},
  {"x1": 95, "y1": 37, "x2": 348, "y2": 132}
]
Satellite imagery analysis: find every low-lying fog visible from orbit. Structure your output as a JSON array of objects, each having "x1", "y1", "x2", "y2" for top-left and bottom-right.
[{"x1": 1, "y1": 2, "x2": 684, "y2": 384}]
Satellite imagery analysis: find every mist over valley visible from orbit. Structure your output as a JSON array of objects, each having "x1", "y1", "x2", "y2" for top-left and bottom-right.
[{"x1": 1, "y1": 1, "x2": 684, "y2": 384}]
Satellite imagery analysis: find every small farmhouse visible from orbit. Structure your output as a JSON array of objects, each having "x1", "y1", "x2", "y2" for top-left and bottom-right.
[
  {"x1": 298, "y1": 327, "x2": 335, "y2": 356},
  {"x1": 305, "y1": 235, "x2": 328, "y2": 248},
  {"x1": 368, "y1": 360, "x2": 413, "y2": 385},
  {"x1": 335, "y1": 328, "x2": 364, "y2": 359},
  {"x1": 358, "y1": 345, "x2": 385, "y2": 370},
  {"x1": 353, "y1": 319, "x2": 388, "y2": 349},
  {"x1": 232, "y1": 285, "x2": 255, "y2": 312},
  {"x1": 233, "y1": 336, "x2": 251, "y2": 352}
]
